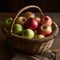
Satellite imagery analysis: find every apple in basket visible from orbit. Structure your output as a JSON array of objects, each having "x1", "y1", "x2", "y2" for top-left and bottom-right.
[
  {"x1": 38, "y1": 24, "x2": 52, "y2": 36},
  {"x1": 35, "y1": 17, "x2": 41, "y2": 23},
  {"x1": 34, "y1": 34, "x2": 45, "y2": 39},
  {"x1": 22, "y1": 29, "x2": 34, "y2": 38},
  {"x1": 25, "y1": 18, "x2": 38, "y2": 30},
  {"x1": 23, "y1": 12, "x2": 35, "y2": 19},
  {"x1": 16, "y1": 16, "x2": 27, "y2": 25},
  {"x1": 40, "y1": 16, "x2": 52, "y2": 26},
  {"x1": 4, "y1": 18, "x2": 13, "y2": 29},
  {"x1": 13, "y1": 24, "x2": 23, "y2": 34}
]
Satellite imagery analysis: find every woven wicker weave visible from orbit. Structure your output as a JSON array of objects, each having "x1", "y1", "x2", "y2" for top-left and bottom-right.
[{"x1": 2, "y1": 5, "x2": 59, "y2": 54}]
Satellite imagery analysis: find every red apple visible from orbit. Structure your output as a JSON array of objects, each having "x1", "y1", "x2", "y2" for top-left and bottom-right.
[
  {"x1": 25, "y1": 18, "x2": 38, "y2": 30},
  {"x1": 40, "y1": 16, "x2": 52, "y2": 26},
  {"x1": 38, "y1": 25, "x2": 52, "y2": 36}
]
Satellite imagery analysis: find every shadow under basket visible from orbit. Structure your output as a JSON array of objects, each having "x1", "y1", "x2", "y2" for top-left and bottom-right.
[{"x1": 2, "y1": 5, "x2": 59, "y2": 54}]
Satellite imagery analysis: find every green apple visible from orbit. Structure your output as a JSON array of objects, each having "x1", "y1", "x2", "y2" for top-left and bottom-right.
[
  {"x1": 23, "y1": 12, "x2": 35, "y2": 19},
  {"x1": 13, "y1": 24, "x2": 23, "y2": 34},
  {"x1": 22, "y1": 29, "x2": 34, "y2": 38},
  {"x1": 34, "y1": 34, "x2": 45, "y2": 39},
  {"x1": 4, "y1": 18, "x2": 13, "y2": 28}
]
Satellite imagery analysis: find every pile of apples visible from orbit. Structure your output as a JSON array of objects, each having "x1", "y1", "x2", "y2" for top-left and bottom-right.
[{"x1": 4, "y1": 12, "x2": 53, "y2": 39}]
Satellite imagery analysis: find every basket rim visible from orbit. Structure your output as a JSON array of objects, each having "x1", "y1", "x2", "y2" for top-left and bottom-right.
[{"x1": 2, "y1": 21, "x2": 59, "y2": 43}]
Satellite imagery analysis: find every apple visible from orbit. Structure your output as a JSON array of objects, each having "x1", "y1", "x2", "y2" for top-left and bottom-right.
[
  {"x1": 22, "y1": 29, "x2": 34, "y2": 38},
  {"x1": 13, "y1": 24, "x2": 23, "y2": 34},
  {"x1": 35, "y1": 17, "x2": 41, "y2": 23},
  {"x1": 38, "y1": 25, "x2": 52, "y2": 36},
  {"x1": 40, "y1": 16, "x2": 52, "y2": 26},
  {"x1": 25, "y1": 18, "x2": 38, "y2": 30},
  {"x1": 23, "y1": 12, "x2": 35, "y2": 19},
  {"x1": 34, "y1": 34, "x2": 45, "y2": 39},
  {"x1": 16, "y1": 16, "x2": 27, "y2": 25},
  {"x1": 4, "y1": 18, "x2": 13, "y2": 29}
]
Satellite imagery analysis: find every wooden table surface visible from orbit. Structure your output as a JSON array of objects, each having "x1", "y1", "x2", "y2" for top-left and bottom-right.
[{"x1": 0, "y1": 13, "x2": 60, "y2": 60}]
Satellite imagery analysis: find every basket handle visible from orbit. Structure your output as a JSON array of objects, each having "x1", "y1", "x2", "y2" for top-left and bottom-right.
[{"x1": 10, "y1": 5, "x2": 44, "y2": 34}]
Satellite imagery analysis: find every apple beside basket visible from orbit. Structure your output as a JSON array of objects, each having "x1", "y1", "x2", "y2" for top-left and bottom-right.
[{"x1": 2, "y1": 5, "x2": 59, "y2": 54}]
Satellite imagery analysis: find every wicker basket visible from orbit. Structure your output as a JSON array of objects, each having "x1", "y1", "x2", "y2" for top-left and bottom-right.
[{"x1": 2, "y1": 5, "x2": 59, "y2": 54}]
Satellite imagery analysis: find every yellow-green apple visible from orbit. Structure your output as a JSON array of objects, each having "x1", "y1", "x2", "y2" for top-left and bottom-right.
[
  {"x1": 34, "y1": 34, "x2": 45, "y2": 39},
  {"x1": 23, "y1": 12, "x2": 35, "y2": 19},
  {"x1": 16, "y1": 16, "x2": 27, "y2": 25},
  {"x1": 22, "y1": 29, "x2": 34, "y2": 38},
  {"x1": 40, "y1": 16, "x2": 52, "y2": 26},
  {"x1": 25, "y1": 18, "x2": 38, "y2": 30},
  {"x1": 13, "y1": 24, "x2": 23, "y2": 34},
  {"x1": 35, "y1": 17, "x2": 41, "y2": 23},
  {"x1": 4, "y1": 18, "x2": 13, "y2": 29},
  {"x1": 38, "y1": 25, "x2": 52, "y2": 36}
]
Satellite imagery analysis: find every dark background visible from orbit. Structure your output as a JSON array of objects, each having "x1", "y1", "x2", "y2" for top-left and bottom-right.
[{"x1": 0, "y1": 0, "x2": 60, "y2": 12}]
